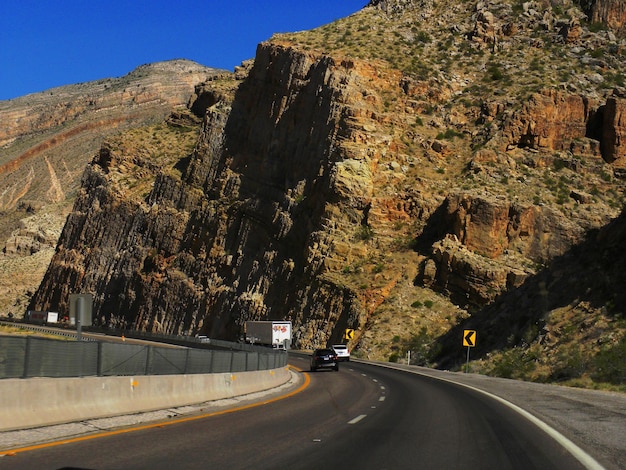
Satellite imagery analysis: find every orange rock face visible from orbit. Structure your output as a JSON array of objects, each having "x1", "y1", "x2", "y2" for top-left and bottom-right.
[
  {"x1": 602, "y1": 96, "x2": 626, "y2": 167},
  {"x1": 502, "y1": 90, "x2": 596, "y2": 152},
  {"x1": 592, "y1": 0, "x2": 626, "y2": 34}
]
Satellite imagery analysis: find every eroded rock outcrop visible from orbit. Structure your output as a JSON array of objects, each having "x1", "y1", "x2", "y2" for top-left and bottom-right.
[
  {"x1": 602, "y1": 93, "x2": 626, "y2": 166},
  {"x1": 500, "y1": 90, "x2": 595, "y2": 150},
  {"x1": 416, "y1": 192, "x2": 596, "y2": 306},
  {"x1": 591, "y1": 0, "x2": 626, "y2": 34},
  {"x1": 2, "y1": 214, "x2": 61, "y2": 256},
  {"x1": 495, "y1": 88, "x2": 626, "y2": 165}
]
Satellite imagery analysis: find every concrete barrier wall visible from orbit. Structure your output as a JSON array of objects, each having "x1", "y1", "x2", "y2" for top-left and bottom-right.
[{"x1": 0, "y1": 366, "x2": 291, "y2": 431}]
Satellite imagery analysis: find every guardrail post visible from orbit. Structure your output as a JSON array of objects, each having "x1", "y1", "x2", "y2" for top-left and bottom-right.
[
  {"x1": 22, "y1": 336, "x2": 32, "y2": 378},
  {"x1": 184, "y1": 348, "x2": 191, "y2": 374},
  {"x1": 145, "y1": 346, "x2": 153, "y2": 375},
  {"x1": 97, "y1": 341, "x2": 103, "y2": 376},
  {"x1": 208, "y1": 350, "x2": 214, "y2": 373}
]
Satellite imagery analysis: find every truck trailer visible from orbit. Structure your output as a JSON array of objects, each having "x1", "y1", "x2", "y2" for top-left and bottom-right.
[
  {"x1": 245, "y1": 321, "x2": 292, "y2": 349},
  {"x1": 24, "y1": 310, "x2": 59, "y2": 325}
]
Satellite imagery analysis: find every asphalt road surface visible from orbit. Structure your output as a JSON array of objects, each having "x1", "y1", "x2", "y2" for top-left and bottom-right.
[{"x1": 1, "y1": 356, "x2": 598, "y2": 469}]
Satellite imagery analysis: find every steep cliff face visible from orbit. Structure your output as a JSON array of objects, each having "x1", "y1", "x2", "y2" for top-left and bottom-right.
[
  {"x1": 31, "y1": 47, "x2": 383, "y2": 345},
  {"x1": 27, "y1": 0, "x2": 626, "y2": 382}
]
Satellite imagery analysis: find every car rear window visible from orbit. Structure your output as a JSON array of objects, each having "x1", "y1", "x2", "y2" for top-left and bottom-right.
[
  {"x1": 333, "y1": 345, "x2": 347, "y2": 350},
  {"x1": 316, "y1": 349, "x2": 335, "y2": 355}
]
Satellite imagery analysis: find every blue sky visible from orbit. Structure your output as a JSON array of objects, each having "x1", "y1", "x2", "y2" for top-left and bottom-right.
[{"x1": 0, "y1": 1, "x2": 366, "y2": 101}]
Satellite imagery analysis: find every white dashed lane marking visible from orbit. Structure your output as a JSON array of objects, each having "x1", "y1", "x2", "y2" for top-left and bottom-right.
[
  {"x1": 348, "y1": 414, "x2": 367, "y2": 424},
  {"x1": 345, "y1": 375, "x2": 384, "y2": 426}
]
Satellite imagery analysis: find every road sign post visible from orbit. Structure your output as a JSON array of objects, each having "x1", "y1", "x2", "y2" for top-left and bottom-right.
[
  {"x1": 463, "y1": 330, "x2": 476, "y2": 373},
  {"x1": 70, "y1": 293, "x2": 93, "y2": 341}
]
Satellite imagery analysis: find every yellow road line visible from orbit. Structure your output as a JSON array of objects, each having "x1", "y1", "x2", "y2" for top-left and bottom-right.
[{"x1": 1, "y1": 366, "x2": 309, "y2": 457}]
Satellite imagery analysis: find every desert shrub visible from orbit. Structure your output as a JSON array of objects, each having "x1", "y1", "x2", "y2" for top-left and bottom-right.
[
  {"x1": 436, "y1": 128, "x2": 463, "y2": 140},
  {"x1": 486, "y1": 64, "x2": 504, "y2": 81},
  {"x1": 553, "y1": 158, "x2": 567, "y2": 171},
  {"x1": 355, "y1": 224, "x2": 375, "y2": 241},
  {"x1": 488, "y1": 347, "x2": 536, "y2": 379},
  {"x1": 415, "y1": 31, "x2": 431, "y2": 43},
  {"x1": 592, "y1": 336, "x2": 626, "y2": 384},
  {"x1": 405, "y1": 327, "x2": 437, "y2": 366},
  {"x1": 550, "y1": 345, "x2": 588, "y2": 381},
  {"x1": 587, "y1": 21, "x2": 607, "y2": 33}
]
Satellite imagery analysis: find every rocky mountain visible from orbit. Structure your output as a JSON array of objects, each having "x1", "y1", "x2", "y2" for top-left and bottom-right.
[
  {"x1": 0, "y1": 60, "x2": 226, "y2": 315},
  {"x1": 18, "y1": 0, "x2": 626, "y2": 386}
]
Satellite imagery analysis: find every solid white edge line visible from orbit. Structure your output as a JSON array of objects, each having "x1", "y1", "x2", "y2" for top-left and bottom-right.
[
  {"x1": 348, "y1": 414, "x2": 367, "y2": 424},
  {"x1": 371, "y1": 363, "x2": 605, "y2": 470},
  {"x1": 450, "y1": 380, "x2": 605, "y2": 470}
]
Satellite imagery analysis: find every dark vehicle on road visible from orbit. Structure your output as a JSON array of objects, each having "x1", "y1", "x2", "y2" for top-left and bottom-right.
[{"x1": 310, "y1": 348, "x2": 339, "y2": 371}]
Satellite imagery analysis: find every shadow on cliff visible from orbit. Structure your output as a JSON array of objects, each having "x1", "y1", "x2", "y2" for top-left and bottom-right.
[
  {"x1": 433, "y1": 208, "x2": 626, "y2": 370},
  {"x1": 409, "y1": 201, "x2": 451, "y2": 254}
]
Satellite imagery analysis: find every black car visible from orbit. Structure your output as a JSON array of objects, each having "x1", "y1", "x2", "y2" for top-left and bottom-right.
[{"x1": 310, "y1": 348, "x2": 339, "y2": 371}]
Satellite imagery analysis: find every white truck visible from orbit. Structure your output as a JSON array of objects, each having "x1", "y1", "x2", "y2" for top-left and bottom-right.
[
  {"x1": 24, "y1": 310, "x2": 59, "y2": 325},
  {"x1": 245, "y1": 321, "x2": 292, "y2": 349}
]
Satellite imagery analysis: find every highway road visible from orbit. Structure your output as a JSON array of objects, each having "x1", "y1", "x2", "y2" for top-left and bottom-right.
[{"x1": 1, "y1": 355, "x2": 599, "y2": 470}]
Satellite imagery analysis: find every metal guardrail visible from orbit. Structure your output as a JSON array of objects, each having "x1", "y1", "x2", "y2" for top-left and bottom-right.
[
  {"x1": 0, "y1": 324, "x2": 287, "y2": 379},
  {"x1": 0, "y1": 321, "x2": 95, "y2": 340}
]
